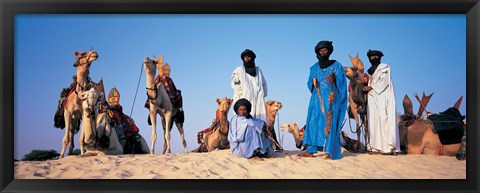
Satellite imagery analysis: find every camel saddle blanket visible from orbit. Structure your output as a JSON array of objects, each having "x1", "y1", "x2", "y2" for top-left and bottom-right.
[
  {"x1": 53, "y1": 83, "x2": 78, "y2": 129},
  {"x1": 427, "y1": 107, "x2": 465, "y2": 145},
  {"x1": 156, "y1": 75, "x2": 183, "y2": 108},
  {"x1": 197, "y1": 119, "x2": 220, "y2": 145}
]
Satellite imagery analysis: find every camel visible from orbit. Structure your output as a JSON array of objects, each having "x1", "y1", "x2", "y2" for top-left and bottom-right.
[
  {"x1": 398, "y1": 94, "x2": 465, "y2": 156},
  {"x1": 192, "y1": 97, "x2": 232, "y2": 152},
  {"x1": 59, "y1": 50, "x2": 101, "y2": 158},
  {"x1": 95, "y1": 110, "x2": 150, "y2": 155},
  {"x1": 265, "y1": 100, "x2": 283, "y2": 150},
  {"x1": 280, "y1": 122, "x2": 365, "y2": 152},
  {"x1": 343, "y1": 53, "x2": 369, "y2": 152},
  {"x1": 280, "y1": 123, "x2": 305, "y2": 150},
  {"x1": 143, "y1": 55, "x2": 188, "y2": 154},
  {"x1": 77, "y1": 88, "x2": 123, "y2": 156},
  {"x1": 77, "y1": 88, "x2": 150, "y2": 156}
]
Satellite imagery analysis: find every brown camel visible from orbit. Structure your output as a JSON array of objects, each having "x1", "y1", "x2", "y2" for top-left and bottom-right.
[
  {"x1": 343, "y1": 53, "x2": 368, "y2": 152},
  {"x1": 280, "y1": 122, "x2": 365, "y2": 152},
  {"x1": 144, "y1": 55, "x2": 188, "y2": 154},
  {"x1": 265, "y1": 100, "x2": 283, "y2": 150},
  {"x1": 59, "y1": 50, "x2": 101, "y2": 158},
  {"x1": 398, "y1": 94, "x2": 465, "y2": 156},
  {"x1": 192, "y1": 97, "x2": 232, "y2": 152}
]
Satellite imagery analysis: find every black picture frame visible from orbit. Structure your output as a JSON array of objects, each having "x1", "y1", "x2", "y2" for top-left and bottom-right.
[{"x1": 1, "y1": 0, "x2": 478, "y2": 193}]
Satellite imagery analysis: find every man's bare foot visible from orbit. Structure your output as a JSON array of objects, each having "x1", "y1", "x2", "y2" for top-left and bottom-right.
[
  {"x1": 249, "y1": 156, "x2": 264, "y2": 161},
  {"x1": 297, "y1": 152, "x2": 315, "y2": 158}
]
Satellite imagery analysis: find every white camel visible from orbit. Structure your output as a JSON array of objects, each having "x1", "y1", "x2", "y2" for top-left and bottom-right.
[
  {"x1": 143, "y1": 55, "x2": 188, "y2": 154},
  {"x1": 59, "y1": 50, "x2": 100, "y2": 158}
]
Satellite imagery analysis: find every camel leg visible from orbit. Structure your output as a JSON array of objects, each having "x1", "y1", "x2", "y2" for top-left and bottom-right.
[
  {"x1": 163, "y1": 111, "x2": 172, "y2": 154},
  {"x1": 161, "y1": 116, "x2": 167, "y2": 154},
  {"x1": 79, "y1": 128, "x2": 85, "y2": 155},
  {"x1": 68, "y1": 130, "x2": 75, "y2": 155},
  {"x1": 149, "y1": 111, "x2": 157, "y2": 154},
  {"x1": 175, "y1": 121, "x2": 188, "y2": 154},
  {"x1": 60, "y1": 115, "x2": 72, "y2": 159},
  {"x1": 351, "y1": 107, "x2": 361, "y2": 151}
]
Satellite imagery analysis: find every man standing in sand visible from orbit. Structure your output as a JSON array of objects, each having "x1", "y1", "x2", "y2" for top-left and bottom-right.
[
  {"x1": 299, "y1": 40, "x2": 348, "y2": 160},
  {"x1": 231, "y1": 49, "x2": 268, "y2": 124},
  {"x1": 363, "y1": 50, "x2": 400, "y2": 155}
]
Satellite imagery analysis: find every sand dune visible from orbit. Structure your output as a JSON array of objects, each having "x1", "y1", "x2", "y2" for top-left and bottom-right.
[{"x1": 14, "y1": 149, "x2": 466, "y2": 179}]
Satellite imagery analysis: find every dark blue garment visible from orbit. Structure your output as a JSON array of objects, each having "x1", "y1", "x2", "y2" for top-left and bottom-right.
[{"x1": 303, "y1": 61, "x2": 348, "y2": 160}]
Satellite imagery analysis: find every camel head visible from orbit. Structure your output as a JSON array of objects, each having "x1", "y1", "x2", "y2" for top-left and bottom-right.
[
  {"x1": 343, "y1": 66, "x2": 358, "y2": 79},
  {"x1": 349, "y1": 53, "x2": 364, "y2": 72},
  {"x1": 280, "y1": 122, "x2": 298, "y2": 134},
  {"x1": 216, "y1": 97, "x2": 232, "y2": 113},
  {"x1": 143, "y1": 56, "x2": 157, "y2": 74},
  {"x1": 265, "y1": 100, "x2": 283, "y2": 113},
  {"x1": 73, "y1": 50, "x2": 99, "y2": 68},
  {"x1": 79, "y1": 88, "x2": 101, "y2": 118}
]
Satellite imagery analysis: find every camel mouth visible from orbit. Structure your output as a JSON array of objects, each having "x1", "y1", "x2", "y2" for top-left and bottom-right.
[{"x1": 88, "y1": 51, "x2": 99, "y2": 62}]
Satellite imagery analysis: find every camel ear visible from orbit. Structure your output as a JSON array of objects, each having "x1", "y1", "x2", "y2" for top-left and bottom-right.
[
  {"x1": 74, "y1": 51, "x2": 79, "y2": 56},
  {"x1": 356, "y1": 52, "x2": 359, "y2": 59},
  {"x1": 266, "y1": 101, "x2": 272, "y2": 105},
  {"x1": 216, "y1": 98, "x2": 220, "y2": 104}
]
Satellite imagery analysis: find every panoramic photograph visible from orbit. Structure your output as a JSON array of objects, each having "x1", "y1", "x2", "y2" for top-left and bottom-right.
[{"x1": 14, "y1": 14, "x2": 466, "y2": 179}]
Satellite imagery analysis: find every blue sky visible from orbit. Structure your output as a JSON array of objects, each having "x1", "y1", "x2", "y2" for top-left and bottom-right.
[{"x1": 14, "y1": 14, "x2": 466, "y2": 159}]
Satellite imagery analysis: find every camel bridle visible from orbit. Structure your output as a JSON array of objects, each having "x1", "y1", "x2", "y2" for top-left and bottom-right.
[{"x1": 145, "y1": 60, "x2": 159, "y2": 100}]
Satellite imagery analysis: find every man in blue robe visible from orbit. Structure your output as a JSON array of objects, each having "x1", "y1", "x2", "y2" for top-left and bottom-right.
[
  {"x1": 228, "y1": 98, "x2": 274, "y2": 160},
  {"x1": 298, "y1": 40, "x2": 348, "y2": 160}
]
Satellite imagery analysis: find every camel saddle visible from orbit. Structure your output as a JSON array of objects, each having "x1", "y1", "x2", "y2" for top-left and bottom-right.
[
  {"x1": 427, "y1": 107, "x2": 465, "y2": 145},
  {"x1": 197, "y1": 119, "x2": 220, "y2": 145},
  {"x1": 53, "y1": 80, "x2": 78, "y2": 129}
]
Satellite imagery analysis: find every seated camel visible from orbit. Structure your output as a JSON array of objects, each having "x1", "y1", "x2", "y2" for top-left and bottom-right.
[
  {"x1": 192, "y1": 97, "x2": 232, "y2": 152},
  {"x1": 343, "y1": 53, "x2": 369, "y2": 152},
  {"x1": 78, "y1": 88, "x2": 149, "y2": 156},
  {"x1": 280, "y1": 123, "x2": 365, "y2": 152},
  {"x1": 265, "y1": 100, "x2": 283, "y2": 151},
  {"x1": 398, "y1": 93, "x2": 465, "y2": 157},
  {"x1": 78, "y1": 88, "x2": 123, "y2": 156}
]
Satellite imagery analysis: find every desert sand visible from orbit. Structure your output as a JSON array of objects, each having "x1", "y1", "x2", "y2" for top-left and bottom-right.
[{"x1": 14, "y1": 149, "x2": 466, "y2": 179}]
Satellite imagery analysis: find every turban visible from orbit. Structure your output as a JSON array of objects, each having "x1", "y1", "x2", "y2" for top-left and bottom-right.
[
  {"x1": 367, "y1": 50, "x2": 384, "y2": 57},
  {"x1": 240, "y1": 49, "x2": 256, "y2": 60},
  {"x1": 314, "y1": 41, "x2": 334, "y2": 55},
  {"x1": 233, "y1": 98, "x2": 252, "y2": 118}
]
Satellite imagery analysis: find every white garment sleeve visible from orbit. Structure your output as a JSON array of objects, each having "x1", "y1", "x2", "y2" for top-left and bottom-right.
[
  {"x1": 231, "y1": 67, "x2": 243, "y2": 99},
  {"x1": 260, "y1": 68, "x2": 268, "y2": 97},
  {"x1": 372, "y1": 67, "x2": 390, "y2": 95}
]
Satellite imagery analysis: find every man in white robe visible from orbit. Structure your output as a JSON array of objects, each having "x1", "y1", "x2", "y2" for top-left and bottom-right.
[
  {"x1": 363, "y1": 50, "x2": 400, "y2": 155},
  {"x1": 231, "y1": 49, "x2": 268, "y2": 124}
]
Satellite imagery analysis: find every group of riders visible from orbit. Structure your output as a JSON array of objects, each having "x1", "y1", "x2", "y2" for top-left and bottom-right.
[{"x1": 54, "y1": 63, "x2": 182, "y2": 155}]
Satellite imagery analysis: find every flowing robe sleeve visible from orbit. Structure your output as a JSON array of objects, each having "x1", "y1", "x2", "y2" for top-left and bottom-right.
[
  {"x1": 228, "y1": 115, "x2": 248, "y2": 144},
  {"x1": 259, "y1": 68, "x2": 268, "y2": 97},
  {"x1": 370, "y1": 64, "x2": 390, "y2": 95},
  {"x1": 325, "y1": 62, "x2": 348, "y2": 160},
  {"x1": 231, "y1": 67, "x2": 243, "y2": 102}
]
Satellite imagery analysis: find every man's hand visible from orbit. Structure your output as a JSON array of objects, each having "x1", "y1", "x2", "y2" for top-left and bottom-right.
[
  {"x1": 327, "y1": 73, "x2": 336, "y2": 84},
  {"x1": 362, "y1": 86, "x2": 373, "y2": 92}
]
